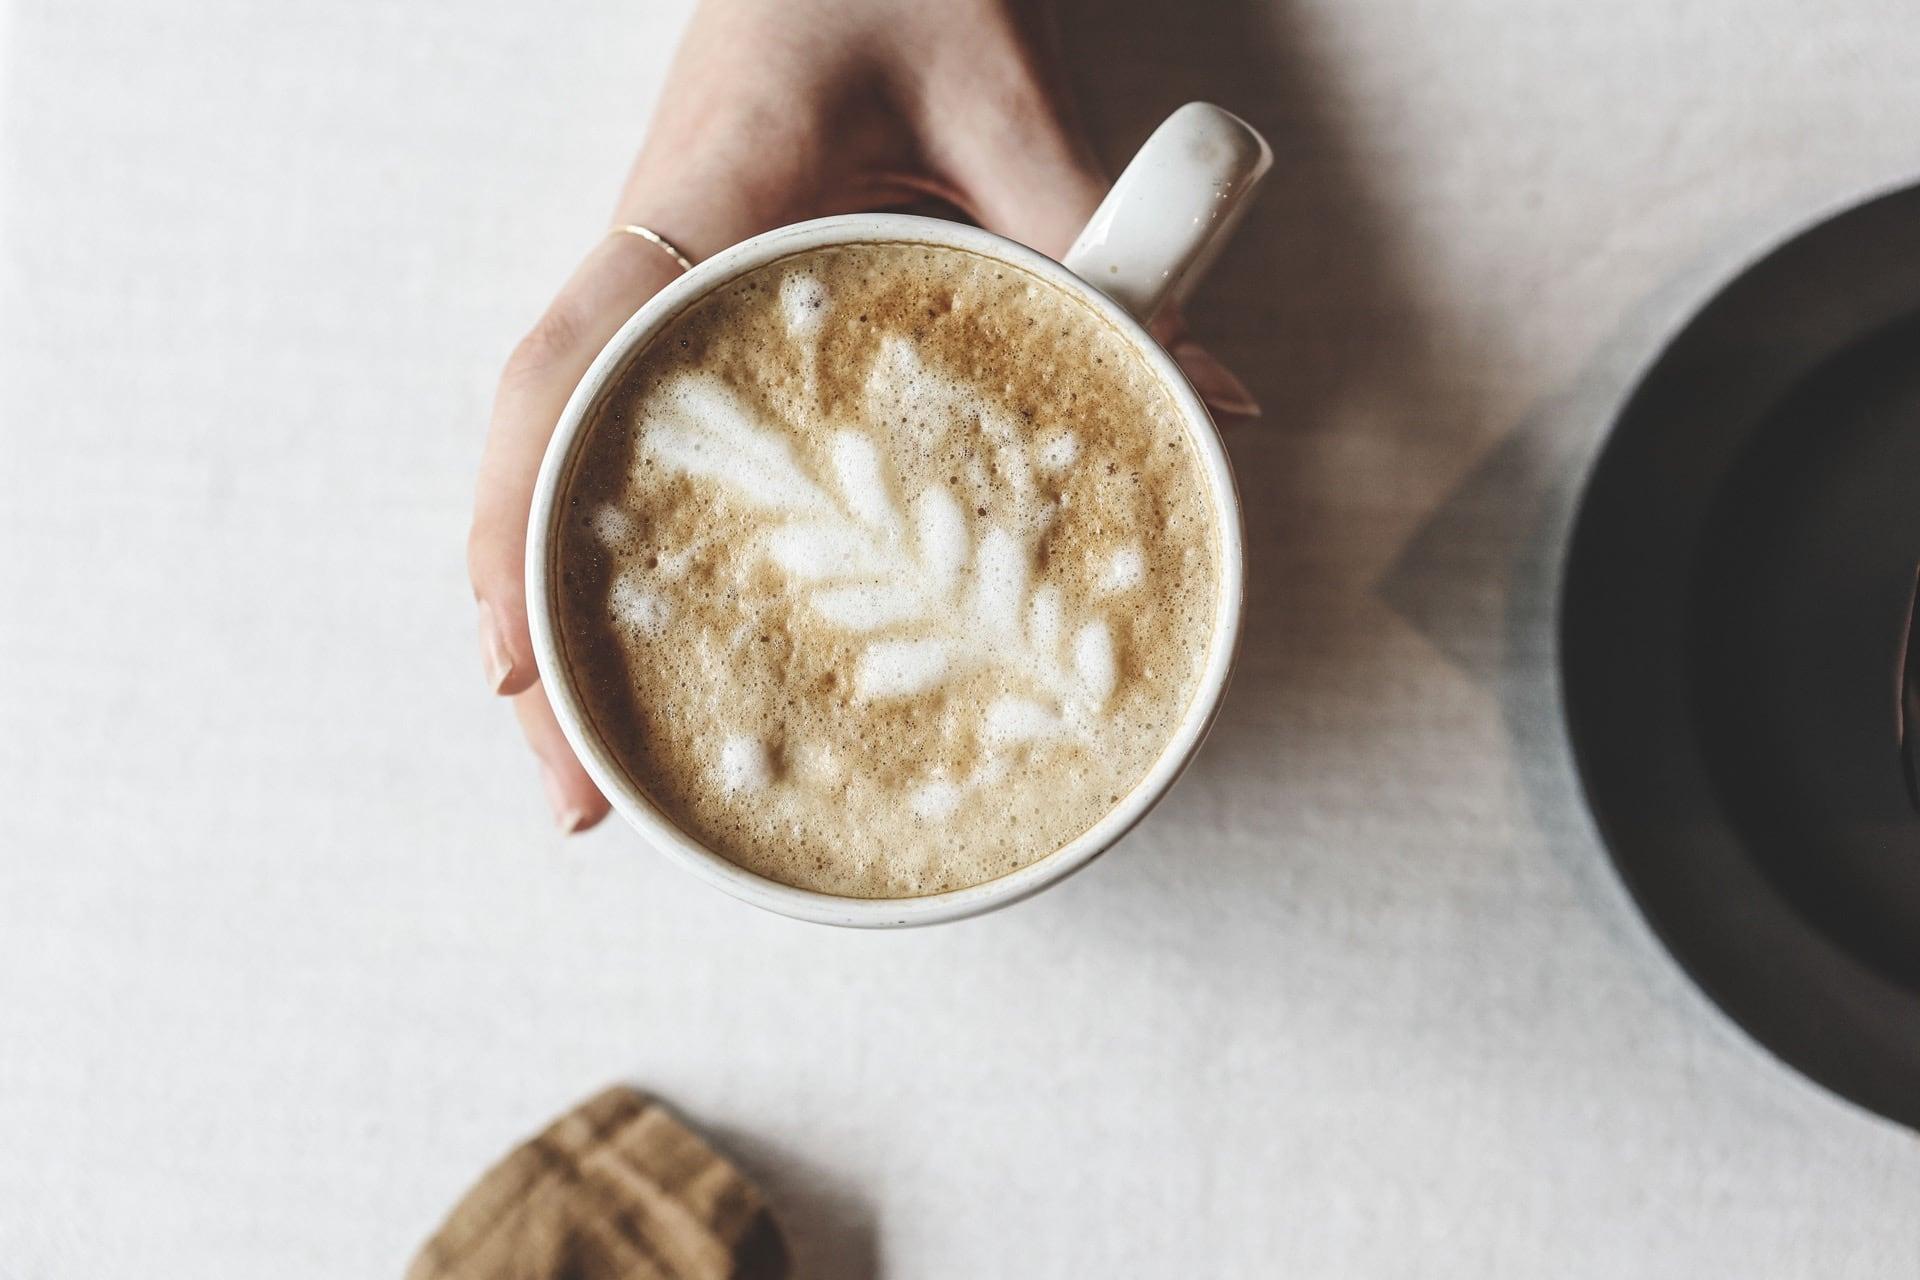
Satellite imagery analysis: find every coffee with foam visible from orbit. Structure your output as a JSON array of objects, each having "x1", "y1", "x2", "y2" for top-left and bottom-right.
[{"x1": 553, "y1": 242, "x2": 1219, "y2": 898}]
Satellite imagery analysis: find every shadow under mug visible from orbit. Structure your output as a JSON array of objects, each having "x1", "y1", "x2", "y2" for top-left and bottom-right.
[{"x1": 527, "y1": 103, "x2": 1272, "y2": 926}]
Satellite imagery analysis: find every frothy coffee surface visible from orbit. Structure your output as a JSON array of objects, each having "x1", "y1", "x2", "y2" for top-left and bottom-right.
[{"x1": 554, "y1": 242, "x2": 1218, "y2": 897}]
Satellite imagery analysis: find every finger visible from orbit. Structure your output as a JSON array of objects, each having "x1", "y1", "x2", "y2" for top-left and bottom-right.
[
  {"x1": 1155, "y1": 304, "x2": 1263, "y2": 421},
  {"x1": 1170, "y1": 338, "x2": 1262, "y2": 420},
  {"x1": 916, "y1": 21, "x2": 1107, "y2": 258},
  {"x1": 514, "y1": 683, "x2": 611, "y2": 835},
  {"x1": 469, "y1": 233, "x2": 687, "y2": 697}
]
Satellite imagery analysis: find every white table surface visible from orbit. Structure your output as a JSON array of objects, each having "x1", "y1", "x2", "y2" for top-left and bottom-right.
[{"x1": 4, "y1": 1, "x2": 1919, "y2": 1274}]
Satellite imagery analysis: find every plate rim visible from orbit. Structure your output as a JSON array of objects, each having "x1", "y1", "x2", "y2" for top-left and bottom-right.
[{"x1": 1558, "y1": 181, "x2": 1920, "y2": 1131}]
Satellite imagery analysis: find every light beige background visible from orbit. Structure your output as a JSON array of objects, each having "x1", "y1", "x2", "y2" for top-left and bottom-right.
[{"x1": 3, "y1": 0, "x2": 1918, "y2": 1275}]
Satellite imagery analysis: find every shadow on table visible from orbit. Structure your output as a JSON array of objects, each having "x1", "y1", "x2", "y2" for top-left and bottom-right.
[
  {"x1": 1375, "y1": 258, "x2": 1749, "y2": 953},
  {"x1": 1062, "y1": 0, "x2": 1740, "y2": 959},
  {"x1": 1057, "y1": 0, "x2": 1696, "y2": 959},
  {"x1": 1064, "y1": 0, "x2": 1480, "y2": 830},
  {"x1": 710, "y1": 1122, "x2": 880, "y2": 1280},
  {"x1": 1375, "y1": 328, "x2": 1632, "y2": 922}
]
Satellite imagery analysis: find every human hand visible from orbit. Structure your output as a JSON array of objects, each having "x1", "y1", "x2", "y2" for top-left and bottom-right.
[{"x1": 469, "y1": 0, "x2": 1260, "y2": 834}]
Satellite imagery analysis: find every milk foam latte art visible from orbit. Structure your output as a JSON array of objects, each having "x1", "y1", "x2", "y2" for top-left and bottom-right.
[{"x1": 555, "y1": 242, "x2": 1219, "y2": 897}]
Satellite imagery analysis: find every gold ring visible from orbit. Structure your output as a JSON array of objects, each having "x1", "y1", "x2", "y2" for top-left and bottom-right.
[{"x1": 610, "y1": 224, "x2": 695, "y2": 273}]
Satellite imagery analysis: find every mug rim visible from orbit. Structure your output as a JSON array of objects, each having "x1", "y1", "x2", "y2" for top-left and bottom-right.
[{"x1": 525, "y1": 213, "x2": 1245, "y2": 927}]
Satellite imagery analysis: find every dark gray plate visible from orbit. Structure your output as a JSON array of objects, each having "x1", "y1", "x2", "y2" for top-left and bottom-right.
[{"x1": 1562, "y1": 184, "x2": 1920, "y2": 1129}]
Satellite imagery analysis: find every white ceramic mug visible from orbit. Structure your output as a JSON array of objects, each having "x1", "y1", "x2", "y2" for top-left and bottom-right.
[{"x1": 527, "y1": 102, "x2": 1271, "y2": 927}]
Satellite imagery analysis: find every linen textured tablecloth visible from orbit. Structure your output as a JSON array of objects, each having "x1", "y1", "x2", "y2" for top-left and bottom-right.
[{"x1": 3, "y1": 0, "x2": 1918, "y2": 1275}]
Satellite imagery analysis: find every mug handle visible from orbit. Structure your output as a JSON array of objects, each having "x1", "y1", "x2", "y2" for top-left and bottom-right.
[{"x1": 1063, "y1": 103, "x2": 1273, "y2": 326}]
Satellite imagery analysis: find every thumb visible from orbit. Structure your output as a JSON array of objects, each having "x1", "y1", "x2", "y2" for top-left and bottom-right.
[
  {"x1": 942, "y1": 117, "x2": 1104, "y2": 260},
  {"x1": 922, "y1": 39, "x2": 1107, "y2": 259},
  {"x1": 939, "y1": 95, "x2": 1265, "y2": 421},
  {"x1": 963, "y1": 129, "x2": 1105, "y2": 261}
]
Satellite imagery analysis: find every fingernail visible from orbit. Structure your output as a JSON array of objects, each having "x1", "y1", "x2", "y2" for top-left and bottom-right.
[
  {"x1": 1172, "y1": 339, "x2": 1262, "y2": 419},
  {"x1": 541, "y1": 763, "x2": 593, "y2": 835},
  {"x1": 478, "y1": 600, "x2": 515, "y2": 693}
]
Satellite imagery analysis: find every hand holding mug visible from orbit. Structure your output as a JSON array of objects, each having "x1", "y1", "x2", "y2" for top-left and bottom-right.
[{"x1": 468, "y1": 0, "x2": 1263, "y2": 835}]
